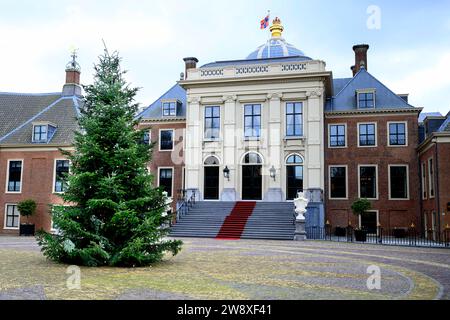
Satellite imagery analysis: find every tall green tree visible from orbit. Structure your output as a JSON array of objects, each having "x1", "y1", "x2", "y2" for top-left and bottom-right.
[{"x1": 37, "y1": 49, "x2": 182, "y2": 267}]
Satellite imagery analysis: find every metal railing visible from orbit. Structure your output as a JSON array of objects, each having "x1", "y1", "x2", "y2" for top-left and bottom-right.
[
  {"x1": 305, "y1": 224, "x2": 450, "y2": 248},
  {"x1": 170, "y1": 189, "x2": 196, "y2": 226}
]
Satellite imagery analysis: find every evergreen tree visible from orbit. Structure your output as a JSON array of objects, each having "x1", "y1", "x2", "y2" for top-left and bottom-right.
[{"x1": 37, "y1": 49, "x2": 182, "y2": 267}]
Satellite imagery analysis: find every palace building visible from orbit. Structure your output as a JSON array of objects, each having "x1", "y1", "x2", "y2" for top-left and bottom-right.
[{"x1": 1, "y1": 18, "x2": 448, "y2": 239}]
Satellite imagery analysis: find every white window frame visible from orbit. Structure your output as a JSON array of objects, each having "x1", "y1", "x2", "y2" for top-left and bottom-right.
[
  {"x1": 357, "y1": 122, "x2": 378, "y2": 148},
  {"x1": 356, "y1": 89, "x2": 376, "y2": 109},
  {"x1": 428, "y1": 157, "x2": 435, "y2": 199},
  {"x1": 328, "y1": 123, "x2": 347, "y2": 148},
  {"x1": 53, "y1": 158, "x2": 71, "y2": 194},
  {"x1": 161, "y1": 100, "x2": 178, "y2": 117},
  {"x1": 4, "y1": 203, "x2": 20, "y2": 230},
  {"x1": 388, "y1": 164, "x2": 410, "y2": 200},
  {"x1": 157, "y1": 167, "x2": 174, "y2": 198},
  {"x1": 5, "y1": 159, "x2": 24, "y2": 194},
  {"x1": 328, "y1": 165, "x2": 348, "y2": 200},
  {"x1": 285, "y1": 101, "x2": 304, "y2": 138},
  {"x1": 32, "y1": 124, "x2": 48, "y2": 143},
  {"x1": 358, "y1": 164, "x2": 378, "y2": 200},
  {"x1": 421, "y1": 162, "x2": 427, "y2": 200},
  {"x1": 387, "y1": 121, "x2": 408, "y2": 147},
  {"x1": 204, "y1": 105, "x2": 221, "y2": 140},
  {"x1": 159, "y1": 129, "x2": 175, "y2": 152},
  {"x1": 243, "y1": 103, "x2": 263, "y2": 140}
]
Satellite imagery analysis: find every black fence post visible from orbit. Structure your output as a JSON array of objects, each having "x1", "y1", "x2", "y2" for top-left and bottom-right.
[
  {"x1": 346, "y1": 225, "x2": 354, "y2": 242},
  {"x1": 378, "y1": 226, "x2": 383, "y2": 244},
  {"x1": 408, "y1": 226, "x2": 417, "y2": 247}
]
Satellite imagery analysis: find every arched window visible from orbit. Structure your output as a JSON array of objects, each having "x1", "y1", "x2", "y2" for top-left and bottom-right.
[
  {"x1": 243, "y1": 152, "x2": 262, "y2": 165},
  {"x1": 204, "y1": 156, "x2": 220, "y2": 166},
  {"x1": 286, "y1": 154, "x2": 303, "y2": 164},
  {"x1": 286, "y1": 154, "x2": 304, "y2": 200}
]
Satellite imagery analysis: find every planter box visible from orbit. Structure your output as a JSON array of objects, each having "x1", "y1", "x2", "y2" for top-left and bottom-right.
[
  {"x1": 334, "y1": 227, "x2": 346, "y2": 237},
  {"x1": 354, "y1": 229, "x2": 367, "y2": 242},
  {"x1": 393, "y1": 228, "x2": 407, "y2": 238},
  {"x1": 19, "y1": 224, "x2": 35, "y2": 236}
]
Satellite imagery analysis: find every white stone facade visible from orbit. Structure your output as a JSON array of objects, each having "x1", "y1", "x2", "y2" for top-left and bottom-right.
[{"x1": 180, "y1": 59, "x2": 331, "y2": 202}]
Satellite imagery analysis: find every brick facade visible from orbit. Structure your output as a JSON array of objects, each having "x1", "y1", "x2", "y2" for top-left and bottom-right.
[
  {"x1": 0, "y1": 149, "x2": 68, "y2": 235},
  {"x1": 324, "y1": 112, "x2": 421, "y2": 231},
  {"x1": 138, "y1": 121, "x2": 186, "y2": 212},
  {"x1": 419, "y1": 138, "x2": 450, "y2": 234}
]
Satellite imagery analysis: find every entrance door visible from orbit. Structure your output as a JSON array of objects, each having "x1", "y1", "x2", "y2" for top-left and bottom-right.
[
  {"x1": 204, "y1": 167, "x2": 219, "y2": 200},
  {"x1": 242, "y1": 165, "x2": 262, "y2": 200},
  {"x1": 361, "y1": 211, "x2": 377, "y2": 234}
]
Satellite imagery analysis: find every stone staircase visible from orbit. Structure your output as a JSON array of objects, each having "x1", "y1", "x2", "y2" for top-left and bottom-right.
[{"x1": 170, "y1": 201, "x2": 295, "y2": 240}]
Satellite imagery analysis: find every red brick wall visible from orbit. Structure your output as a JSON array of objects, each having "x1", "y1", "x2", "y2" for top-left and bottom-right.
[
  {"x1": 138, "y1": 122, "x2": 186, "y2": 212},
  {"x1": 325, "y1": 113, "x2": 421, "y2": 231},
  {"x1": 419, "y1": 141, "x2": 450, "y2": 233},
  {"x1": 0, "y1": 149, "x2": 67, "y2": 235}
]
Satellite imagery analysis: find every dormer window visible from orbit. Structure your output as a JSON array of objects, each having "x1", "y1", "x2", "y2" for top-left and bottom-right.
[
  {"x1": 162, "y1": 101, "x2": 177, "y2": 117},
  {"x1": 32, "y1": 122, "x2": 57, "y2": 143},
  {"x1": 357, "y1": 90, "x2": 375, "y2": 109}
]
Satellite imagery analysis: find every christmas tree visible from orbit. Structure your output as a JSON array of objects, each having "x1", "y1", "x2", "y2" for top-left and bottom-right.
[{"x1": 37, "y1": 48, "x2": 182, "y2": 267}]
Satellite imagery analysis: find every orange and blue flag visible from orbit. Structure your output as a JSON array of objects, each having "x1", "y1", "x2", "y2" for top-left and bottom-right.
[{"x1": 260, "y1": 14, "x2": 270, "y2": 29}]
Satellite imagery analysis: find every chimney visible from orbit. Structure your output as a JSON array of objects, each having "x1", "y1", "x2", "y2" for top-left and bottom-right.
[
  {"x1": 352, "y1": 44, "x2": 369, "y2": 76},
  {"x1": 63, "y1": 50, "x2": 82, "y2": 96},
  {"x1": 183, "y1": 57, "x2": 198, "y2": 80}
]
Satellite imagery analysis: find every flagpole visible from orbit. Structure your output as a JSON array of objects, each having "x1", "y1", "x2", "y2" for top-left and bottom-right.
[{"x1": 267, "y1": 10, "x2": 271, "y2": 58}]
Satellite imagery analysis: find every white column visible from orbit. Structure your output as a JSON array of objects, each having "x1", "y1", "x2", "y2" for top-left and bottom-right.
[
  {"x1": 221, "y1": 95, "x2": 238, "y2": 200},
  {"x1": 185, "y1": 97, "x2": 202, "y2": 197}
]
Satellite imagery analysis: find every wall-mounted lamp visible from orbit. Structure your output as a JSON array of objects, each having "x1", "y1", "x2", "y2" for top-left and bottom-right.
[
  {"x1": 269, "y1": 165, "x2": 276, "y2": 181},
  {"x1": 223, "y1": 166, "x2": 230, "y2": 181}
]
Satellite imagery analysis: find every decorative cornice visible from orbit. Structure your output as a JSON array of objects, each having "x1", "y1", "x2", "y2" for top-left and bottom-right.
[
  {"x1": 139, "y1": 117, "x2": 186, "y2": 123},
  {"x1": 325, "y1": 108, "x2": 422, "y2": 117},
  {"x1": 267, "y1": 92, "x2": 282, "y2": 101},
  {"x1": 187, "y1": 97, "x2": 200, "y2": 104},
  {"x1": 222, "y1": 95, "x2": 237, "y2": 103},
  {"x1": 306, "y1": 89, "x2": 323, "y2": 98}
]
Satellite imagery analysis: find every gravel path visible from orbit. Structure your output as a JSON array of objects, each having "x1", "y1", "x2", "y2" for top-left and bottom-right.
[{"x1": 0, "y1": 236, "x2": 448, "y2": 300}]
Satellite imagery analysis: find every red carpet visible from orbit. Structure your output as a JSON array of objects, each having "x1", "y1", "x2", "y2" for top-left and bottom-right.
[{"x1": 216, "y1": 201, "x2": 257, "y2": 240}]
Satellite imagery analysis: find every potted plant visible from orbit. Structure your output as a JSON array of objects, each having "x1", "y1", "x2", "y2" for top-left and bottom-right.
[
  {"x1": 18, "y1": 199, "x2": 37, "y2": 236},
  {"x1": 351, "y1": 198, "x2": 372, "y2": 242}
]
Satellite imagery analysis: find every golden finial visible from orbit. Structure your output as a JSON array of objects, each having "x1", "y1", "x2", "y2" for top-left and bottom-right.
[
  {"x1": 326, "y1": 220, "x2": 330, "y2": 225},
  {"x1": 270, "y1": 17, "x2": 284, "y2": 38},
  {"x1": 445, "y1": 224, "x2": 450, "y2": 230},
  {"x1": 410, "y1": 222, "x2": 416, "y2": 228}
]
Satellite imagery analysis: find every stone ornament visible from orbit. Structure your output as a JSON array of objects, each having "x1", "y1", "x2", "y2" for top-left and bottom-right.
[{"x1": 294, "y1": 191, "x2": 309, "y2": 221}]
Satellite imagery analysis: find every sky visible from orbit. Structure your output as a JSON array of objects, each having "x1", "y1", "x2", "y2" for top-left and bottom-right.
[{"x1": 0, "y1": 0, "x2": 449, "y2": 114}]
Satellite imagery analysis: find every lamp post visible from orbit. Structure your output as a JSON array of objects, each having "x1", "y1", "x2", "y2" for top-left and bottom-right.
[
  {"x1": 223, "y1": 166, "x2": 230, "y2": 181},
  {"x1": 269, "y1": 165, "x2": 276, "y2": 181}
]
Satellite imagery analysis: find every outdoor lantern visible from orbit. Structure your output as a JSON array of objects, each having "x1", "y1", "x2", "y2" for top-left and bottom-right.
[
  {"x1": 269, "y1": 165, "x2": 276, "y2": 181},
  {"x1": 223, "y1": 166, "x2": 230, "y2": 181}
]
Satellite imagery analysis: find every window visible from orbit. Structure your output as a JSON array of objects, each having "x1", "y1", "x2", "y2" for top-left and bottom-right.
[
  {"x1": 428, "y1": 158, "x2": 435, "y2": 198},
  {"x1": 142, "y1": 130, "x2": 150, "y2": 145},
  {"x1": 359, "y1": 165, "x2": 377, "y2": 199},
  {"x1": 329, "y1": 124, "x2": 346, "y2": 147},
  {"x1": 4, "y1": 204, "x2": 20, "y2": 229},
  {"x1": 7, "y1": 160, "x2": 22, "y2": 192},
  {"x1": 54, "y1": 160, "x2": 70, "y2": 193},
  {"x1": 358, "y1": 123, "x2": 376, "y2": 147},
  {"x1": 33, "y1": 125, "x2": 47, "y2": 142},
  {"x1": 204, "y1": 106, "x2": 220, "y2": 139},
  {"x1": 162, "y1": 102, "x2": 177, "y2": 116},
  {"x1": 358, "y1": 92, "x2": 375, "y2": 109},
  {"x1": 286, "y1": 154, "x2": 303, "y2": 200},
  {"x1": 421, "y1": 163, "x2": 427, "y2": 199},
  {"x1": 159, "y1": 168, "x2": 173, "y2": 197},
  {"x1": 389, "y1": 122, "x2": 407, "y2": 146},
  {"x1": 286, "y1": 102, "x2": 303, "y2": 137},
  {"x1": 159, "y1": 130, "x2": 174, "y2": 151},
  {"x1": 244, "y1": 104, "x2": 261, "y2": 138},
  {"x1": 329, "y1": 166, "x2": 347, "y2": 199},
  {"x1": 389, "y1": 165, "x2": 409, "y2": 199}
]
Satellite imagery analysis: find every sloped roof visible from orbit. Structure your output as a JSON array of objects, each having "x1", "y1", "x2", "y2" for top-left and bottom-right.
[
  {"x1": 419, "y1": 112, "x2": 443, "y2": 123},
  {"x1": 327, "y1": 68, "x2": 417, "y2": 112},
  {"x1": 437, "y1": 114, "x2": 450, "y2": 132},
  {"x1": 137, "y1": 84, "x2": 186, "y2": 120},
  {"x1": 0, "y1": 92, "x2": 80, "y2": 146}
]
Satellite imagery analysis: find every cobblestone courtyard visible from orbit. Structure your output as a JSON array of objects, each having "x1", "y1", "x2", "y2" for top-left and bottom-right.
[{"x1": 0, "y1": 236, "x2": 449, "y2": 300}]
